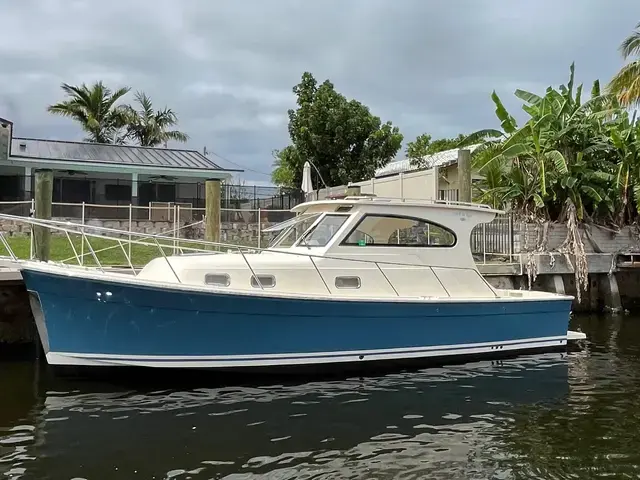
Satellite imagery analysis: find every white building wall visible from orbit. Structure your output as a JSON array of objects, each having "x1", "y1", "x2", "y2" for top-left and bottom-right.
[{"x1": 315, "y1": 168, "x2": 438, "y2": 201}]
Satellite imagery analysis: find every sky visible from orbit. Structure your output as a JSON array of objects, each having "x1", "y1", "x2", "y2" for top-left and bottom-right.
[{"x1": 1, "y1": 0, "x2": 639, "y2": 185}]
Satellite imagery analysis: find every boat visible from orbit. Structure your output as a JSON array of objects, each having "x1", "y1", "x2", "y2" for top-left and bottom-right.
[{"x1": 0, "y1": 196, "x2": 585, "y2": 371}]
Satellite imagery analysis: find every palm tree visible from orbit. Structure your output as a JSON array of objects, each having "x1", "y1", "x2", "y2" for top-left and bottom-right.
[
  {"x1": 123, "y1": 92, "x2": 189, "y2": 147},
  {"x1": 608, "y1": 22, "x2": 640, "y2": 107},
  {"x1": 47, "y1": 82, "x2": 131, "y2": 143}
]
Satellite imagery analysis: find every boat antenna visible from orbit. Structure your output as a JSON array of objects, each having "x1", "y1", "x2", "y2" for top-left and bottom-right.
[{"x1": 307, "y1": 159, "x2": 329, "y2": 190}]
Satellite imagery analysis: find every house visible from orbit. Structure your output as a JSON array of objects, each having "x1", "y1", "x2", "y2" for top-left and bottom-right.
[
  {"x1": 0, "y1": 118, "x2": 240, "y2": 218},
  {"x1": 311, "y1": 145, "x2": 483, "y2": 202},
  {"x1": 373, "y1": 144, "x2": 483, "y2": 201}
]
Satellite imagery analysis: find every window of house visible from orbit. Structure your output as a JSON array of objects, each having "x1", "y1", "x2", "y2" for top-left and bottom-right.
[
  {"x1": 342, "y1": 214, "x2": 456, "y2": 247},
  {"x1": 105, "y1": 184, "x2": 132, "y2": 202}
]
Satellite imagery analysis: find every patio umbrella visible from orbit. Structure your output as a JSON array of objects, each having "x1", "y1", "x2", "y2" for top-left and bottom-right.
[{"x1": 301, "y1": 161, "x2": 314, "y2": 196}]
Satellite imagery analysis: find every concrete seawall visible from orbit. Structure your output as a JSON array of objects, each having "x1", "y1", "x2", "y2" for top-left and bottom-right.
[{"x1": 0, "y1": 266, "x2": 36, "y2": 348}]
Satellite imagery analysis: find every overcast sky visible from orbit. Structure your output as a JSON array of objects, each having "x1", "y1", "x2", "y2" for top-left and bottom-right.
[{"x1": 1, "y1": 0, "x2": 639, "y2": 184}]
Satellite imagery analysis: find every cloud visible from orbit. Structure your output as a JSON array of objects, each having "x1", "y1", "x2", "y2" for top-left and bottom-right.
[{"x1": 1, "y1": 0, "x2": 639, "y2": 184}]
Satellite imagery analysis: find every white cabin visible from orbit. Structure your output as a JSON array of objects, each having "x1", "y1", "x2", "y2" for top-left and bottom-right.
[{"x1": 137, "y1": 197, "x2": 503, "y2": 299}]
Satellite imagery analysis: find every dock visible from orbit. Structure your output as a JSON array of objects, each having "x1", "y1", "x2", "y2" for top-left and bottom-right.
[{"x1": 0, "y1": 260, "x2": 21, "y2": 282}]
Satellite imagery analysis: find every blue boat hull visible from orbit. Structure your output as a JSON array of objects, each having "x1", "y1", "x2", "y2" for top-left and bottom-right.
[{"x1": 21, "y1": 268, "x2": 573, "y2": 370}]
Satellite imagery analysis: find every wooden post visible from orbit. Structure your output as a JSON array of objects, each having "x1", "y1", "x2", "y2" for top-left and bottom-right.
[
  {"x1": 458, "y1": 149, "x2": 472, "y2": 203},
  {"x1": 33, "y1": 169, "x2": 53, "y2": 262},
  {"x1": 205, "y1": 179, "x2": 221, "y2": 245}
]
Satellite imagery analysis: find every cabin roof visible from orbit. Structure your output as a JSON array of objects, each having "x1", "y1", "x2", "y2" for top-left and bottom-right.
[{"x1": 291, "y1": 196, "x2": 504, "y2": 215}]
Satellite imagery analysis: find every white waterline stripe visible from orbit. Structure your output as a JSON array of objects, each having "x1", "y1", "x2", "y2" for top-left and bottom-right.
[
  {"x1": 46, "y1": 338, "x2": 567, "y2": 368},
  {"x1": 54, "y1": 336, "x2": 568, "y2": 361}
]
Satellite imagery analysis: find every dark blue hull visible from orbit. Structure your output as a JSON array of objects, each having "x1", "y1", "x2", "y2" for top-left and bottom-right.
[{"x1": 21, "y1": 268, "x2": 573, "y2": 369}]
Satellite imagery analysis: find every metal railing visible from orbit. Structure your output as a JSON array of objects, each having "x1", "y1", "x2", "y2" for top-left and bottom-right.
[
  {"x1": 0, "y1": 201, "x2": 518, "y2": 261},
  {"x1": 0, "y1": 213, "x2": 499, "y2": 298},
  {"x1": 0, "y1": 200, "x2": 295, "y2": 250},
  {"x1": 1, "y1": 175, "x2": 305, "y2": 211},
  {"x1": 471, "y1": 213, "x2": 515, "y2": 263}
]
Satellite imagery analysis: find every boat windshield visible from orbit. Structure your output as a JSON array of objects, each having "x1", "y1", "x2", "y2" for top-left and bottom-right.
[
  {"x1": 268, "y1": 213, "x2": 322, "y2": 248},
  {"x1": 295, "y1": 214, "x2": 349, "y2": 248}
]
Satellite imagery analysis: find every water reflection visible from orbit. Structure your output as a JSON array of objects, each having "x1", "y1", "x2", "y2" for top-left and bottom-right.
[
  {"x1": 1, "y1": 314, "x2": 639, "y2": 479},
  {"x1": 2, "y1": 354, "x2": 572, "y2": 479}
]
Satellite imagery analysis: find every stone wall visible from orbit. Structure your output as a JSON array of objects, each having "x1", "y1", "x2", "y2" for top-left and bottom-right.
[{"x1": 516, "y1": 222, "x2": 640, "y2": 254}]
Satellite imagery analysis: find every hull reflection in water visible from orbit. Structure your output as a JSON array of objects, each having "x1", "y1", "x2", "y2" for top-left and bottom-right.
[{"x1": 4, "y1": 354, "x2": 572, "y2": 479}]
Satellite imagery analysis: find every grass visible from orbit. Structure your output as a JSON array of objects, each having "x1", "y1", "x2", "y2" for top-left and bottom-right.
[{"x1": 2, "y1": 235, "x2": 219, "y2": 267}]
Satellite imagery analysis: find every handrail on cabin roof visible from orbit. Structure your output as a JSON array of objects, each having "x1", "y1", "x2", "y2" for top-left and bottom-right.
[{"x1": 294, "y1": 195, "x2": 504, "y2": 214}]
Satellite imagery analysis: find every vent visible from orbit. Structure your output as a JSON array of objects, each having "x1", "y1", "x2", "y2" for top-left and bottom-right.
[
  {"x1": 335, "y1": 276, "x2": 361, "y2": 289},
  {"x1": 204, "y1": 273, "x2": 230, "y2": 287},
  {"x1": 251, "y1": 275, "x2": 276, "y2": 288}
]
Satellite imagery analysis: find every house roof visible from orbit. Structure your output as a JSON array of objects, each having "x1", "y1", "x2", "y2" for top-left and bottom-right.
[
  {"x1": 374, "y1": 144, "x2": 481, "y2": 178},
  {"x1": 10, "y1": 137, "x2": 233, "y2": 171}
]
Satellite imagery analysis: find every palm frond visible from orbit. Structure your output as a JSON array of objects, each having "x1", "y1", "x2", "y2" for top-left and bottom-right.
[
  {"x1": 620, "y1": 25, "x2": 640, "y2": 60},
  {"x1": 608, "y1": 60, "x2": 640, "y2": 107}
]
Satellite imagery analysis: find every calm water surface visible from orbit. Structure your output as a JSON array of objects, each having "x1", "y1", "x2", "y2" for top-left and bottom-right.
[{"x1": 1, "y1": 314, "x2": 640, "y2": 479}]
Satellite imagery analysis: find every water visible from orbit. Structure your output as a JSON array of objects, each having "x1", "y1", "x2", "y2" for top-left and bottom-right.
[{"x1": 1, "y1": 315, "x2": 640, "y2": 479}]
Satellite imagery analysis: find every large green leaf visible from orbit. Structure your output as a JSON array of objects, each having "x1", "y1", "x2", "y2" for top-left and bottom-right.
[
  {"x1": 532, "y1": 193, "x2": 545, "y2": 208},
  {"x1": 591, "y1": 79, "x2": 601, "y2": 98},
  {"x1": 458, "y1": 129, "x2": 503, "y2": 147},
  {"x1": 633, "y1": 183, "x2": 640, "y2": 212},
  {"x1": 502, "y1": 124, "x2": 533, "y2": 150},
  {"x1": 566, "y1": 62, "x2": 575, "y2": 101},
  {"x1": 545, "y1": 150, "x2": 569, "y2": 175},
  {"x1": 581, "y1": 185, "x2": 603, "y2": 203},
  {"x1": 532, "y1": 113, "x2": 554, "y2": 132},
  {"x1": 575, "y1": 83, "x2": 583, "y2": 107},
  {"x1": 501, "y1": 143, "x2": 530, "y2": 159},
  {"x1": 491, "y1": 91, "x2": 517, "y2": 134},
  {"x1": 515, "y1": 89, "x2": 542, "y2": 105}
]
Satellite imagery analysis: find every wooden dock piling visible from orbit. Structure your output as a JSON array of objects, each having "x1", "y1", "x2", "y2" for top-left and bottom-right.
[
  {"x1": 205, "y1": 179, "x2": 221, "y2": 245},
  {"x1": 33, "y1": 169, "x2": 53, "y2": 262}
]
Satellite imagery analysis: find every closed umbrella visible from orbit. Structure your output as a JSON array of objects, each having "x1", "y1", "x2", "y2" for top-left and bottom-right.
[{"x1": 301, "y1": 161, "x2": 314, "y2": 198}]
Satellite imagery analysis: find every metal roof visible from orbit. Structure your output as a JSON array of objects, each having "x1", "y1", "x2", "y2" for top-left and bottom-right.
[
  {"x1": 10, "y1": 137, "x2": 234, "y2": 172},
  {"x1": 374, "y1": 144, "x2": 481, "y2": 178}
]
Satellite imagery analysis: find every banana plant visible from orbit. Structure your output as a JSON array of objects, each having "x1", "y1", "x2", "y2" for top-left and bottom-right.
[{"x1": 464, "y1": 63, "x2": 624, "y2": 224}]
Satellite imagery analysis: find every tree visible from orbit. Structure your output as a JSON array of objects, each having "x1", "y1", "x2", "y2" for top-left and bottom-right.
[
  {"x1": 273, "y1": 72, "x2": 403, "y2": 188},
  {"x1": 405, "y1": 134, "x2": 432, "y2": 164},
  {"x1": 463, "y1": 63, "x2": 624, "y2": 223},
  {"x1": 47, "y1": 81, "x2": 130, "y2": 143},
  {"x1": 406, "y1": 133, "x2": 467, "y2": 167},
  {"x1": 608, "y1": 22, "x2": 640, "y2": 107},
  {"x1": 123, "y1": 91, "x2": 189, "y2": 147},
  {"x1": 271, "y1": 146, "x2": 302, "y2": 188}
]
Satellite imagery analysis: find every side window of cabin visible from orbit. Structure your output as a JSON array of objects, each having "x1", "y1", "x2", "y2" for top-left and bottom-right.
[{"x1": 342, "y1": 215, "x2": 456, "y2": 247}]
